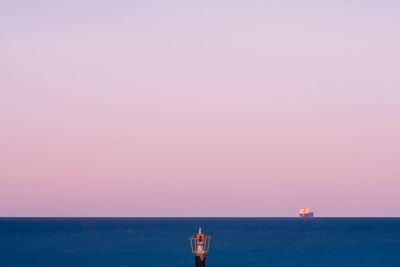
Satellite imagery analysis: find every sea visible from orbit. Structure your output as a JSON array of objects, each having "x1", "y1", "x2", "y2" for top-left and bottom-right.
[{"x1": 0, "y1": 218, "x2": 399, "y2": 267}]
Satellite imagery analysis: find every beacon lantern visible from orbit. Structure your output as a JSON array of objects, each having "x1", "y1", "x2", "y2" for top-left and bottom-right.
[{"x1": 189, "y1": 228, "x2": 211, "y2": 267}]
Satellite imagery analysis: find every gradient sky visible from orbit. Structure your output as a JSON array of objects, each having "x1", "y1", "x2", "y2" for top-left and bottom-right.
[{"x1": 1, "y1": 1, "x2": 400, "y2": 217}]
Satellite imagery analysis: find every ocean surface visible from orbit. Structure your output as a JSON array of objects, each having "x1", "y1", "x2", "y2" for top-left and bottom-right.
[{"x1": 1, "y1": 218, "x2": 400, "y2": 267}]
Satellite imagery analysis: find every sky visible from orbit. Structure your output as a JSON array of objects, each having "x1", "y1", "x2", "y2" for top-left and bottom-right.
[{"x1": 1, "y1": 0, "x2": 399, "y2": 217}]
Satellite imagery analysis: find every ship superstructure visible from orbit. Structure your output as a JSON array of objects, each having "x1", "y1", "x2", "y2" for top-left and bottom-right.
[{"x1": 299, "y1": 207, "x2": 314, "y2": 218}]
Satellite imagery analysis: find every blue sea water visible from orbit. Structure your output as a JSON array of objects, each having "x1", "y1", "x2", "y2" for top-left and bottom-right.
[{"x1": 0, "y1": 218, "x2": 400, "y2": 267}]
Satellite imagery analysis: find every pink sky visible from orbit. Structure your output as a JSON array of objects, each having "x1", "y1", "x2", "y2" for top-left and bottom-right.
[{"x1": 1, "y1": 1, "x2": 400, "y2": 216}]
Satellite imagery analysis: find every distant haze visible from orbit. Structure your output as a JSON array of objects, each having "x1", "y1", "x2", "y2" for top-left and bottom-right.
[{"x1": 1, "y1": 1, "x2": 399, "y2": 217}]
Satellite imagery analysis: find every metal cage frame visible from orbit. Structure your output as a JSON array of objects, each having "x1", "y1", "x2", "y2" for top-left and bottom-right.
[{"x1": 189, "y1": 235, "x2": 211, "y2": 254}]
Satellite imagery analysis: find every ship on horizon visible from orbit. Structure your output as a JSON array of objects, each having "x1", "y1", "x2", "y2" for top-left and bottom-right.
[{"x1": 299, "y1": 207, "x2": 314, "y2": 218}]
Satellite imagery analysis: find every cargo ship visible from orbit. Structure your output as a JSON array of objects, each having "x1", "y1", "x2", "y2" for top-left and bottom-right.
[{"x1": 299, "y1": 207, "x2": 314, "y2": 218}]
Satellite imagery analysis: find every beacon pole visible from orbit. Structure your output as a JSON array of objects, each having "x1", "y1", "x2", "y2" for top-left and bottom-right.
[{"x1": 189, "y1": 228, "x2": 211, "y2": 267}]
